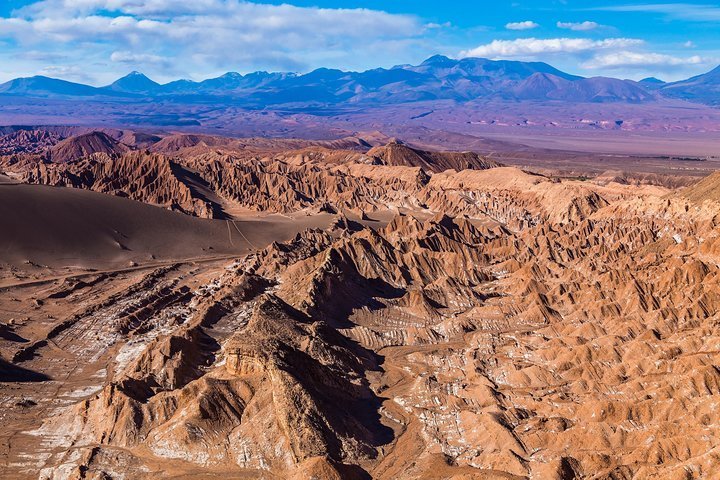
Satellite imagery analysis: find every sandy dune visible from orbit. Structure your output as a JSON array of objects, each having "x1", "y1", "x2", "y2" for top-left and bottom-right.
[{"x1": 0, "y1": 182, "x2": 334, "y2": 282}]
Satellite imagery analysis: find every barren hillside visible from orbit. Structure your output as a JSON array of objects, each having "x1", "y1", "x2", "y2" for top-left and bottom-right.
[{"x1": 0, "y1": 132, "x2": 718, "y2": 480}]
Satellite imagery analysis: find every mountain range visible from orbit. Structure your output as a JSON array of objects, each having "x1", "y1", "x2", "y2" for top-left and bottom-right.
[{"x1": 1, "y1": 56, "x2": 718, "y2": 107}]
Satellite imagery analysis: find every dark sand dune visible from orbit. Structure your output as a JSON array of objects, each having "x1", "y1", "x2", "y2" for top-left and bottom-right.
[{"x1": 0, "y1": 183, "x2": 332, "y2": 271}]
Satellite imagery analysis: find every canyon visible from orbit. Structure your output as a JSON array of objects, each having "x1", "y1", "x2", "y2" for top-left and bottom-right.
[{"x1": 0, "y1": 129, "x2": 719, "y2": 479}]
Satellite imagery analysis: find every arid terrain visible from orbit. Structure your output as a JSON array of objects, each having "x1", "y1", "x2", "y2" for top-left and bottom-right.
[{"x1": 1, "y1": 128, "x2": 719, "y2": 480}]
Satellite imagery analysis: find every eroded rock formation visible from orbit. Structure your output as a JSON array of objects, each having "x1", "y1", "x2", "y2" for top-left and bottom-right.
[{"x1": 1, "y1": 134, "x2": 718, "y2": 479}]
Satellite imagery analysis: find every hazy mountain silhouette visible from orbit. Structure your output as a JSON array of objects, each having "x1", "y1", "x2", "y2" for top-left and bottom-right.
[{"x1": 0, "y1": 56, "x2": 718, "y2": 107}]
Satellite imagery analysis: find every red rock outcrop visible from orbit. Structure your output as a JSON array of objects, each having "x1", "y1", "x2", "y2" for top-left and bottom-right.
[
  {"x1": 48, "y1": 131, "x2": 128, "y2": 163},
  {"x1": 367, "y1": 139, "x2": 501, "y2": 172}
]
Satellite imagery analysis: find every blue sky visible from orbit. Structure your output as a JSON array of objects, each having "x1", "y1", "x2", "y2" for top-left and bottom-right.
[{"x1": 0, "y1": 0, "x2": 718, "y2": 84}]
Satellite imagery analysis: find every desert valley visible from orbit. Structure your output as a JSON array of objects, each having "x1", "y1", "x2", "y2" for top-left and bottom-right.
[
  {"x1": 0, "y1": 121, "x2": 719, "y2": 479},
  {"x1": 1, "y1": 1, "x2": 720, "y2": 478}
]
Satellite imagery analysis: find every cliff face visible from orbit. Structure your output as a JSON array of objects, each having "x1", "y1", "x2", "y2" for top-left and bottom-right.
[
  {"x1": 4, "y1": 146, "x2": 610, "y2": 225},
  {"x1": 2, "y1": 135, "x2": 503, "y2": 220}
]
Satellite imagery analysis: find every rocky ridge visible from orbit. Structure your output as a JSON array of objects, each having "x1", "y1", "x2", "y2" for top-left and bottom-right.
[{"x1": 0, "y1": 135, "x2": 719, "y2": 479}]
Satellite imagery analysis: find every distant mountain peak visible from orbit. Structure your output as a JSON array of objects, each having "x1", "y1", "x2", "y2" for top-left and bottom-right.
[
  {"x1": 308, "y1": 67, "x2": 344, "y2": 74},
  {"x1": 0, "y1": 75, "x2": 105, "y2": 96},
  {"x1": 107, "y1": 71, "x2": 160, "y2": 93},
  {"x1": 640, "y1": 77, "x2": 665, "y2": 84},
  {"x1": 659, "y1": 64, "x2": 720, "y2": 105},
  {"x1": 118, "y1": 71, "x2": 153, "y2": 82},
  {"x1": 421, "y1": 54, "x2": 456, "y2": 67}
]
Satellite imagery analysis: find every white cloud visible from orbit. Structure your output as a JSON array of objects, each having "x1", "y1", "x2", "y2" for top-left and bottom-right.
[
  {"x1": 460, "y1": 37, "x2": 643, "y2": 59},
  {"x1": 683, "y1": 40, "x2": 696, "y2": 48},
  {"x1": 0, "y1": 0, "x2": 426, "y2": 81},
  {"x1": 583, "y1": 51, "x2": 705, "y2": 69},
  {"x1": 6, "y1": 4, "x2": 420, "y2": 43},
  {"x1": 13, "y1": 50, "x2": 67, "y2": 61},
  {"x1": 505, "y1": 21, "x2": 539, "y2": 31},
  {"x1": 426, "y1": 21, "x2": 452, "y2": 29},
  {"x1": 557, "y1": 21, "x2": 600, "y2": 31},
  {"x1": 38, "y1": 64, "x2": 94, "y2": 82},
  {"x1": 111, "y1": 51, "x2": 171, "y2": 67},
  {"x1": 593, "y1": 4, "x2": 720, "y2": 22}
]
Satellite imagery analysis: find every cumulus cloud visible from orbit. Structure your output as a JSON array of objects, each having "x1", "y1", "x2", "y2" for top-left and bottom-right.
[
  {"x1": 557, "y1": 21, "x2": 600, "y2": 31},
  {"x1": 505, "y1": 21, "x2": 539, "y2": 30},
  {"x1": 460, "y1": 37, "x2": 643, "y2": 59},
  {"x1": 0, "y1": 0, "x2": 425, "y2": 81},
  {"x1": 5, "y1": 3, "x2": 420, "y2": 43},
  {"x1": 583, "y1": 51, "x2": 705, "y2": 70}
]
